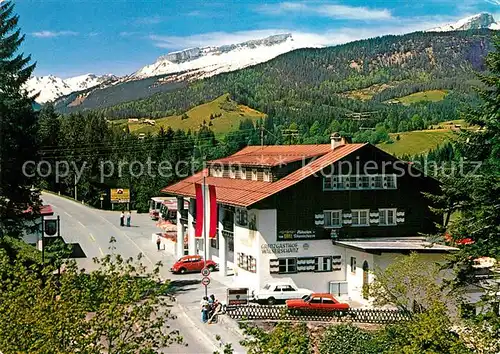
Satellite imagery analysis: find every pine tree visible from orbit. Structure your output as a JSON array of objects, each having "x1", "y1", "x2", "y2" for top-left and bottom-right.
[
  {"x1": 446, "y1": 35, "x2": 500, "y2": 258},
  {"x1": 38, "y1": 103, "x2": 61, "y2": 149},
  {"x1": 0, "y1": 1, "x2": 39, "y2": 237},
  {"x1": 38, "y1": 104, "x2": 61, "y2": 191},
  {"x1": 431, "y1": 36, "x2": 500, "y2": 333}
]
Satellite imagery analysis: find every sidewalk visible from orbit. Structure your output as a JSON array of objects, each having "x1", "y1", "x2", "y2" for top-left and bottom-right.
[{"x1": 116, "y1": 213, "x2": 247, "y2": 353}]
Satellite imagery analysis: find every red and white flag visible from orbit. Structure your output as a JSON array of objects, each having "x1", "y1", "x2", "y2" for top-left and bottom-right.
[{"x1": 195, "y1": 183, "x2": 217, "y2": 239}]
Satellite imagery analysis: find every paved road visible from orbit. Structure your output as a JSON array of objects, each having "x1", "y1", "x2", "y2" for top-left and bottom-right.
[{"x1": 41, "y1": 193, "x2": 246, "y2": 354}]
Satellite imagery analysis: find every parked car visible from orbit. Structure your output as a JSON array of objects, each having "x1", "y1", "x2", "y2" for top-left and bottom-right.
[
  {"x1": 252, "y1": 282, "x2": 313, "y2": 305},
  {"x1": 170, "y1": 255, "x2": 218, "y2": 274},
  {"x1": 286, "y1": 293, "x2": 349, "y2": 313}
]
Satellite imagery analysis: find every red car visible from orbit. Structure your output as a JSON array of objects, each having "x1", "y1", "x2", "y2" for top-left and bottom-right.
[
  {"x1": 286, "y1": 293, "x2": 349, "y2": 312},
  {"x1": 170, "y1": 255, "x2": 218, "y2": 274}
]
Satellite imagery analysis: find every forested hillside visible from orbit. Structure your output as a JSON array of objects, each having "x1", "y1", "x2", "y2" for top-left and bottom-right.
[{"x1": 54, "y1": 30, "x2": 494, "y2": 143}]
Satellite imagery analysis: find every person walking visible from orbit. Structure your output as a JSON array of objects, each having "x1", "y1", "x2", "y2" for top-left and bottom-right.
[
  {"x1": 120, "y1": 211, "x2": 124, "y2": 227},
  {"x1": 200, "y1": 296, "x2": 209, "y2": 323},
  {"x1": 208, "y1": 294, "x2": 216, "y2": 318},
  {"x1": 209, "y1": 296, "x2": 221, "y2": 324},
  {"x1": 156, "y1": 235, "x2": 162, "y2": 251},
  {"x1": 126, "y1": 211, "x2": 131, "y2": 227}
]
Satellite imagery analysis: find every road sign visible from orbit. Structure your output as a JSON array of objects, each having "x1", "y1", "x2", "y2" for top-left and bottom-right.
[
  {"x1": 201, "y1": 277, "x2": 210, "y2": 286},
  {"x1": 110, "y1": 188, "x2": 130, "y2": 203},
  {"x1": 201, "y1": 267, "x2": 210, "y2": 277}
]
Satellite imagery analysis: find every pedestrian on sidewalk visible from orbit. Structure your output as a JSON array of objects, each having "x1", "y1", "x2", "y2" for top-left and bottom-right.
[
  {"x1": 126, "y1": 211, "x2": 131, "y2": 227},
  {"x1": 120, "y1": 211, "x2": 124, "y2": 227},
  {"x1": 209, "y1": 296, "x2": 221, "y2": 324},
  {"x1": 208, "y1": 294, "x2": 216, "y2": 318},
  {"x1": 200, "y1": 296, "x2": 209, "y2": 323},
  {"x1": 156, "y1": 235, "x2": 162, "y2": 251}
]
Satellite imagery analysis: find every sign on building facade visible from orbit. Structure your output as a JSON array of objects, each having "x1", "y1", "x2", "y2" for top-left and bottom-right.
[
  {"x1": 227, "y1": 288, "x2": 249, "y2": 306},
  {"x1": 277, "y1": 230, "x2": 316, "y2": 241}
]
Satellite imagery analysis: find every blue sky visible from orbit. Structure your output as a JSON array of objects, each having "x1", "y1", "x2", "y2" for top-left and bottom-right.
[{"x1": 13, "y1": 0, "x2": 500, "y2": 78}]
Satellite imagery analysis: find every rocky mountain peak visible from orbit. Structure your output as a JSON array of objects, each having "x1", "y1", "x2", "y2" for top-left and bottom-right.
[
  {"x1": 428, "y1": 12, "x2": 499, "y2": 32},
  {"x1": 159, "y1": 33, "x2": 293, "y2": 64}
]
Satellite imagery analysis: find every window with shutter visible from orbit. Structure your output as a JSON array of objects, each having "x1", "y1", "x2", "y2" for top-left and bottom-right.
[
  {"x1": 379, "y1": 208, "x2": 397, "y2": 225},
  {"x1": 324, "y1": 210, "x2": 342, "y2": 228},
  {"x1": 323, "y1": 177, "x2": 333, "y2": 190},
  {"x1": 352, "y1": 210, "x2": 369, "y2": 226}
]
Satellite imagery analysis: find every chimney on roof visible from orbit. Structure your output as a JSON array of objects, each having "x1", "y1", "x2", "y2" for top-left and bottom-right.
[{"x1": 330, "y1": 132, "x2": 346, "y2": 150}]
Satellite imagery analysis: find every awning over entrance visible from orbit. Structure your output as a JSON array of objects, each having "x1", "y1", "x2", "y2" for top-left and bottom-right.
[{"x1": 334, "y1": 238, "x2": 458, "y2": 254}]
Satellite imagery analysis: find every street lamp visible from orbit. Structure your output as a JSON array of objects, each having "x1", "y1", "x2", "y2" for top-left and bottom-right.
[{"x1": 100, "y1": 192, "x2": 107, "y2": 209}]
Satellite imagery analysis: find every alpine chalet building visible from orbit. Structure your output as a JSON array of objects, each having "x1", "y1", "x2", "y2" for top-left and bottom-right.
[{"x1": 162, "y1": 135, "x2": 456, "y2": 305}]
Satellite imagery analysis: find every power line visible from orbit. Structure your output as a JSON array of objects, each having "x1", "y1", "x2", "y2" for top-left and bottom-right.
[
  {"x1": 282, "y1": 129, "x2": 299, "y2": 145},
  {"x1": 39, "y1": 129, "x2": 255, "y2": 152},
  {"x1": 345, "y1": 111, "x2": 379, "y2": 121}
]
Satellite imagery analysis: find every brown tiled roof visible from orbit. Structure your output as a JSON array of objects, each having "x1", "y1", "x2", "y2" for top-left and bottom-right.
[
  {"x1": 208, "y1": 144, "x2": 333, "y2": 167},
  {"x1": 161, "y1": 143, "x2": 366, "y2": 207}
]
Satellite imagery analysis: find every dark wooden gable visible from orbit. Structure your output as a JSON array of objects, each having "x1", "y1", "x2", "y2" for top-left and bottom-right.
[{"x1": 253, "y1": 144, "x2": 441, "y2": 241}]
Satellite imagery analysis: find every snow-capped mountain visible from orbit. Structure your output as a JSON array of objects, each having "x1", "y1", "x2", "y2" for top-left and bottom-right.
[
  {"x1": 428, "y1": 13, "x2": 500, "y2": 32},
  {"x1": 28, "y1": 34, "x2": 312, "y2": 103},
  {"x1": 26, "y1": 73, "x2": 117, "y2": 103},
  {"x1": 132, "y1": 33, "x2": 315, "y2": 80}
]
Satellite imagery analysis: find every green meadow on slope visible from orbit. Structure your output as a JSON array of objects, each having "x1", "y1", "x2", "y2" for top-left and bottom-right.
[
  {"x1": 377, "y1": 120, "x2": 469, "y2": 156},
  {"x1": 112, "y1": 94, "x2": 266, "y2": 135},
  {"x1": 387, "y1": 90, "x2": 449, "y2": 105}
]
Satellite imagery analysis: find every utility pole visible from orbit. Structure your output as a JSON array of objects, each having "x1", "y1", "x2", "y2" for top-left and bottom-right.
[
  {"x1": 74, "y1": 174, "x2": 77, "y2": 201},
  {"x1": 260, "y1": 125, "x2": 264, "y2": 146},
  {"x1": 203, "y1": 174, "x2": 208, "y2": 298}
]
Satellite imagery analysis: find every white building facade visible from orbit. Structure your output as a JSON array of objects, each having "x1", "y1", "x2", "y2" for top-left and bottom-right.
[{"x1": 163, "y1": 139, "x2": 457, "y2": 306}]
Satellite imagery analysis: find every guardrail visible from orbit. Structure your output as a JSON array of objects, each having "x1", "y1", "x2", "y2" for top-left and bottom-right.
[{"x1": 225, "y1": 305, "x2": 412, "y2": 324}]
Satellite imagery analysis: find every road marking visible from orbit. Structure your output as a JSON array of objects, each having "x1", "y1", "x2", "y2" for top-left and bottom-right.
[
  {"x1": 99, "y1": 247, "x2": 104, "y2": 256},
  {"x1": 176, "y1": 302, "x2": 219, "y2": 352},
  {"x1": 97, "y1": 214, "x2": 154, "y2": 264},
  {"x1": 89, "y1": 233, "x2": 96, "y2": 242},
  {"x1": 47, "y1": 193, "x2": 153, "y2": 265},
  {"x1": 64, "y1": 211, "x2": 73, "y2": 218}
]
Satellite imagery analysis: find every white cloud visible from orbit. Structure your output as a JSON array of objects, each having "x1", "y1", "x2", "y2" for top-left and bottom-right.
[
  {"x1": 31, "y1": 30, "x2": 79, "y2": 38},
  {"x1": 485, "y1": 0, "x2": 500, "y2": 5},
  {"x1": 149, "y1": 12, "x2": 491, "y2": 52},
  {"x1": 257, "y1": 2, "x2": 393, "y2": 20},
  {"x1": 120, "y1": 31, "x2": 139, "y2": 37},
  {"x1": 316, "y1": 5, "x2": 392, "y2": 20},
  {"x1": 135, "y1": 16, "x2": 163, "y2": 25}
]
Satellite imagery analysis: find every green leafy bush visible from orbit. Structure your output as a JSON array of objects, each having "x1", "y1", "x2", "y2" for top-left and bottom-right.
[{"x1": 319, "y1": 324, "x2": 382, "y2": 354}]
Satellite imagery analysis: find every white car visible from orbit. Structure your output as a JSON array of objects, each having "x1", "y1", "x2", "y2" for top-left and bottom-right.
[{"x1": 252, "y1": 282, "x2": 313, "y2": 305}]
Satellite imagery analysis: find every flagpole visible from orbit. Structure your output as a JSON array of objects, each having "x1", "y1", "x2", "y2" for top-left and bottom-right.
[{"x1": 203, "y1": 173, "x2": 208, "y2": 298}]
